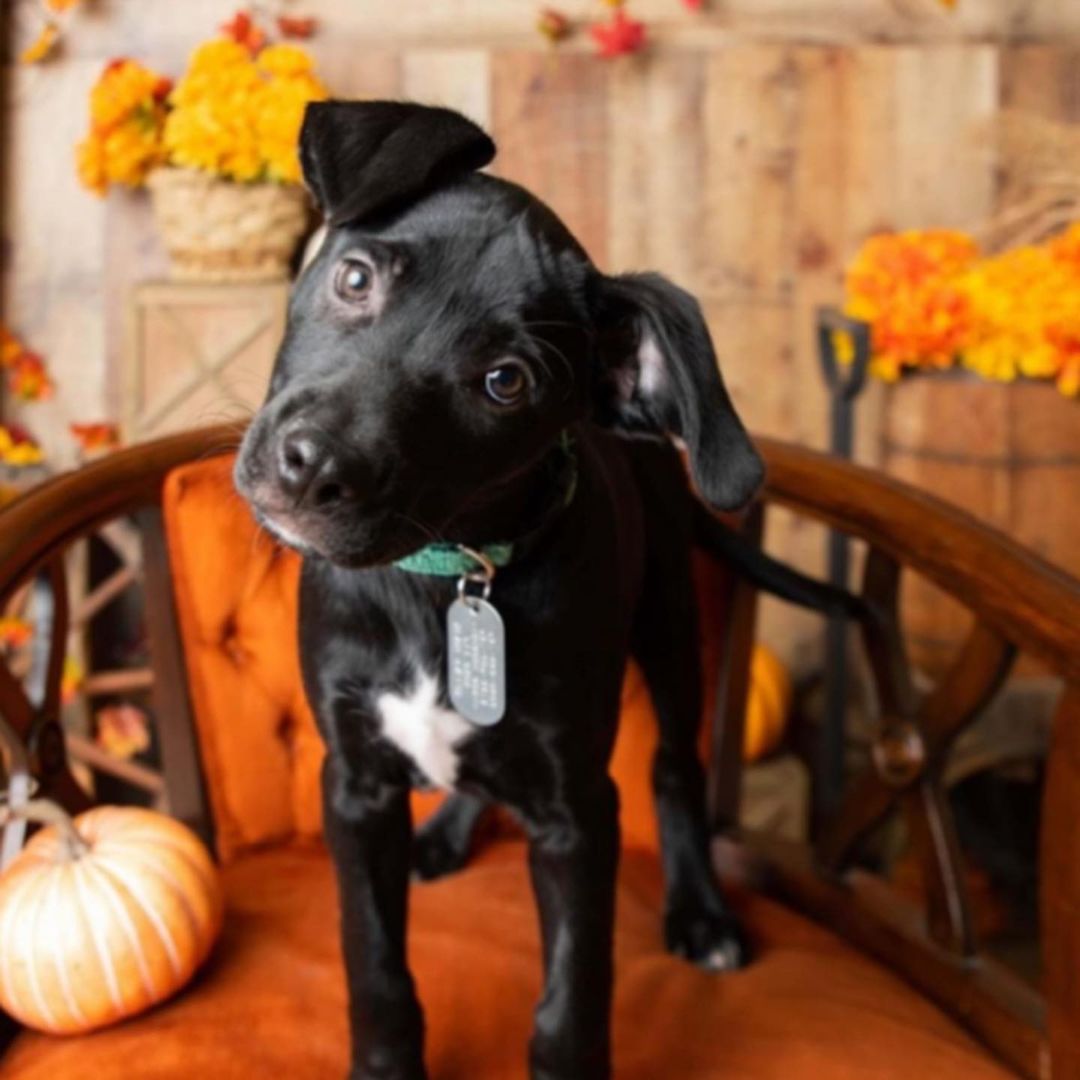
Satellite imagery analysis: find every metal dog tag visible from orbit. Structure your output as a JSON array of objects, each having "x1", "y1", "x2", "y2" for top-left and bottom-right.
[{"x1": 447, "y1": 596, "x2": 506, "y2": 726}]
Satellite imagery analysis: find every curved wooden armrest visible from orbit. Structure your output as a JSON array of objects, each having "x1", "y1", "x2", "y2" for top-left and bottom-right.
[
  {"x1": 0, "y1": 425, "x2": 240, "y2": 599},
  {"x1": 757, "y1": 436, "x2": 1080, "y2": 681}
]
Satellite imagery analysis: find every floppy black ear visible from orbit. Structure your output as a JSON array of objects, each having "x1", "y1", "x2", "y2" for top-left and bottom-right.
[
  {"x1": 299, "y1": 100, "x2": 496, "y2": 227},
  {"x1": 592, "y1": 272, "x2": 764, "y2": 511}
]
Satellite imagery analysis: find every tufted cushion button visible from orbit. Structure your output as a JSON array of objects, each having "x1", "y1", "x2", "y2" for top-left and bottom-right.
[{"x1": 220, "y1": 615, "x2": 247, "y2": 666}]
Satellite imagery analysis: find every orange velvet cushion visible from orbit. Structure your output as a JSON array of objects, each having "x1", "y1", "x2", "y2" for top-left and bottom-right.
[
  {"x1": 2, "y1": 841, "x2": 1007, "y2": 1079},
  {"x1": 162, "y1": 454, "x2": 728, "y2": 861}
]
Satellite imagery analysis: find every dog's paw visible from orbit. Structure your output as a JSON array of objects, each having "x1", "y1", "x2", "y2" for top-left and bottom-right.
[
  {"x1": 411, "y1": 823, "x2": 471, "y2": 882},
  {"x1": 664, "y1": 907, "x2": 750, "y2": 973}
]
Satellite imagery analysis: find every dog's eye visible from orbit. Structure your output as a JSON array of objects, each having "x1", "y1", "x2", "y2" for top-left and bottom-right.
[
  {"x1": 484, "y1": 362, "x2": 530, "y2": 406},
  {"x1": 333, "y1": 258, "x2": 374, "y2": 303}
]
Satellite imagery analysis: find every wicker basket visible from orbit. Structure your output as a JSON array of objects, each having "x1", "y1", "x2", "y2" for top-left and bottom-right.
[{"x1": 147, "y1": 168, "x2": 312, "y2": 283}]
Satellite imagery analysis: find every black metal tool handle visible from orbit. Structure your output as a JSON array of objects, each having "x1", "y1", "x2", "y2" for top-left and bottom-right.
[
  {"x1": 816, "y1": 307, "x2": 872, "y2": 822},
  {"x1": 818, "y1": 306, "x2": 872, "y2": 410}
]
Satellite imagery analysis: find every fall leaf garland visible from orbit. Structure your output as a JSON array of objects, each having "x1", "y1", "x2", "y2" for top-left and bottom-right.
[
  {"x1": 19, "y1": 1, "x2": 318, "y2": 66},
  {"x1": 0, "y1": 324, "x2": 121, "y2": 473},
  {"x1": 535, "y1": 0, "x2": 959, "y2": 54}
]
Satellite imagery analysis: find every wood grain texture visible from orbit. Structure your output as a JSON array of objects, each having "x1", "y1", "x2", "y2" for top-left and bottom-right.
[
  {"x1": 3, "y1": 4, "x2": 1078, "y2": 675},
  {"x1": 758, "y1": 435, "x2": 1080, "y2": 681},
  {"x1": 403, "y1": 49, "x2": 491, "y2": 130},
  {"x1": 492, "y1": 50, "x2": 609, "y2": 265},
  {"x1": 882, "y1": 377, "x2": 1080, "y2": 675}
]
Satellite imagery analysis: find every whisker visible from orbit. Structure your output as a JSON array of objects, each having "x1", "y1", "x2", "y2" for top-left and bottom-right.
[{"x1": 391, "y1": 508, "x2": 445, "y2": 547}]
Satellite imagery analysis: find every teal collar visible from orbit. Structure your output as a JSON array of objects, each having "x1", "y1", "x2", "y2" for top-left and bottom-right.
[
  {"x1": 394, "y1": 434, "x2": 578, "y2": 578},
  {"x1": 394, "y1": 540, "x2": 515, "y2": 576}
]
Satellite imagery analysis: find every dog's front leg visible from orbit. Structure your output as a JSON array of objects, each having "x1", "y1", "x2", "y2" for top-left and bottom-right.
[
  {"x1": 323, "y1": 756, "x2": 426, "y2": 1080},
  {"x1": 526, "y1": 776, "x2": 619, "y2": 1080}
]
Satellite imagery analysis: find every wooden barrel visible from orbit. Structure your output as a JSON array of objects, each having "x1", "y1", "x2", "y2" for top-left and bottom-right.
[{"x1": 881, "y1": 373, "x2": 1080, "y2": 677}]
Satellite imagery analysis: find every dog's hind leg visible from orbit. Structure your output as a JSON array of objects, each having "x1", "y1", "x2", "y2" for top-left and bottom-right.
[
  {"x1": 630, "y1": 445, "x2": 750, "y2": 972},
  {"x1": 412, "y1": 791, "x2": 489, "y2": 881}
]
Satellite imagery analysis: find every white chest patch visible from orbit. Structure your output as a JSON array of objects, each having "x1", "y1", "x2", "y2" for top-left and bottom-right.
[{"x1": 376, "y1": 670, "x2": 473, "y2": 789}]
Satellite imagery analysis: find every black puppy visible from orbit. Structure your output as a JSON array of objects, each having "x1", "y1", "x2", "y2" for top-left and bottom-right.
[{"x1": 235, "y1": 101, "x2": 763, "y2": 1080}]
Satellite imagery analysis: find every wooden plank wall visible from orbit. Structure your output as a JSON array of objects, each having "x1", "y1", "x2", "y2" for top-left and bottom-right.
[{"x1": 3, "y1": 1, "x2": 1079, "y2": 669}]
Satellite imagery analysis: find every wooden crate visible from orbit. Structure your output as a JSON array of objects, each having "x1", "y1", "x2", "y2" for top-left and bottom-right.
[{"x1": 123, "y1": 282, "x2": 288, "y2": 443}]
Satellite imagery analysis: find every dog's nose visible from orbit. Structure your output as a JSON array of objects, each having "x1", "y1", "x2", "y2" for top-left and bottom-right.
[{"x1": 275, "y1": 428, "x2": 354, "y2": 508}]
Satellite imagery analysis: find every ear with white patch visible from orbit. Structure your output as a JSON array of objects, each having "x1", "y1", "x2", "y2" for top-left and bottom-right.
[{"x1": 591, "y1": 271, "x2": 764, "y2": 511}]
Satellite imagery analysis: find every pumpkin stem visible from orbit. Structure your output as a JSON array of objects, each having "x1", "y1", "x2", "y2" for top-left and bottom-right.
[{"x1": 0, "y1": 798, "x2": 90, "y2": 859}]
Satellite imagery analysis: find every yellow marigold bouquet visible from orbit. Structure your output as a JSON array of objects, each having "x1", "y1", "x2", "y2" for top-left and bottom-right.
[
  {"x1": 76, "y1": 34, "x2": 326, "y2": 193},
  {"x1": 844, "y1": 226, "x2": 1080, "y2": 396},
  {"x1": 76, "y1": 59, "x2": 172, "y2": 194},
  {"x1": 164, "y1": 40, "x2": 326, "y2": 184}
]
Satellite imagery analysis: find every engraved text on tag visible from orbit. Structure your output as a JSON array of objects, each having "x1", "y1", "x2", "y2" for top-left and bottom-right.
[{"x1": 447, "y1": 596, "x2": 506, "y2": 726}]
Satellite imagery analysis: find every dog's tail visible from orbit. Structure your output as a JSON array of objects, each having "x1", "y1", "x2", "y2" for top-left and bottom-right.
[{"x1": 691, "y1": 502, "x2": 866, "y2": 619}]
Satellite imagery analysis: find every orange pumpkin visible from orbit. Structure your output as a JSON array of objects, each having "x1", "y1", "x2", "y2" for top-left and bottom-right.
[
  {"x1": 0, "y1": 801, "x2": 223, "y2": 1035},
  {"x1": 743, "y1": 643, "x2": 792, "y2": 762}
]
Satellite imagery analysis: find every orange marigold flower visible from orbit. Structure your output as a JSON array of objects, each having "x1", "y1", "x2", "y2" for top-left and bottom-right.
[
  {"x1": 845, "y1": 230, "x2": 978, "y2": 377},
  {"x1": 76, "y1": 58, "x2": 169, "y2": 193},
  {"x1": 45, "y1": 0, "x2": 81, "y2": 10},
  {"x1": 20, "y1": 22, "x2": 60, "y2": 65},
  {"x1": 1048, "y1": 222, "x2": 1080, "y2": 273},
  {"x1": 845, "y1": 224, "x2": 1080, "y2": 395}
]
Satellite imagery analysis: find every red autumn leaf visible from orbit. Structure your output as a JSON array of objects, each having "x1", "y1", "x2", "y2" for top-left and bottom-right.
[
  {"x1": 8, "y1": 352, "x2": 54, "y2": 402},
  {"x1": 277, "y1": 14, "x2": 318, "y2": 38},
  {"x1": 70, "y1": 422, "x2": 121, "y2": 453},
  {"x1": 3, "y1": 421, "x2": 35, "y2": 445},
  {"x1": 590, "y1": 9, "x2": 647, "y2": 57},
  {"x1": 221, "y1": 9, "x2": 266, "y2": 54}
]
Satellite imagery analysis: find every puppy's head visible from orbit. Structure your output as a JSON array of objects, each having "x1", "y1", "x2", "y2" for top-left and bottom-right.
[{"x1": 235, "y1": 100, "x2": 762, "y2": 567}]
